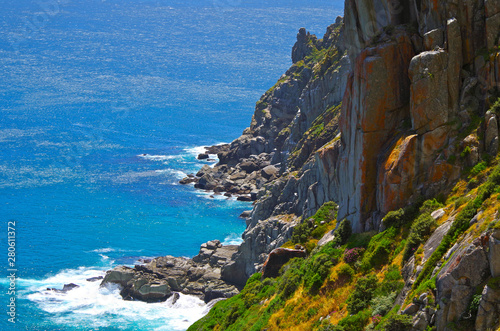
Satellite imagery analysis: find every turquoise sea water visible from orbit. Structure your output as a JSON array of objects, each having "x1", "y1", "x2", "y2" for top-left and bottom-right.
[{"x1": 0, "y1": 0, "x2": 342, "y2": 329}]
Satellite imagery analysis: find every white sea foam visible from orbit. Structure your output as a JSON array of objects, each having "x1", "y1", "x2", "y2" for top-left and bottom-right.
[
  {"x1": 184, "y1": 146, "x2": 208, "y2": 157},
  {"x1": 222, "y1": 233, "x2": 243, "y2": 246},
  {"x1": 21, "y1": 266, "x2": 209, "y2": 330},
  {"x1": 91, "y1": 247, "x2": 116, "y2": 253},
  {"x1": 138, "y1": 154, "x2": 178, "y2": 161},
  {"x1": 112, "y1": 169, "x2": 186, "y2": 184}
]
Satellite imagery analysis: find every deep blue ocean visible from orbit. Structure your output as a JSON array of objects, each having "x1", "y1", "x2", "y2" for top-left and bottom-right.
[{"x1": 0, "y1": 0, "x2": 342, "y2": 329}]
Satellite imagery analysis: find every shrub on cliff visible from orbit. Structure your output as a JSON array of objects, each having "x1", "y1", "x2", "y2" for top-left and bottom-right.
[
  {"x1": 332, "y1": 219, "x2": 352, "y2": 247},
  {"x1": 343, "y1": 247, "x2": 365, "y2": 264},
  {"x1": 402, "y1": 213, "x2": 436, "y2": 262},
  {"x1": 346, "y1": 274, "x2": 378, "y2": 314}
]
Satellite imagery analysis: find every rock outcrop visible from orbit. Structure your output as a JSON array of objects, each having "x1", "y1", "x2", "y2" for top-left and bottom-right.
[{"x1": 101, "y1": 240, "x2": 240, "y2": 303}]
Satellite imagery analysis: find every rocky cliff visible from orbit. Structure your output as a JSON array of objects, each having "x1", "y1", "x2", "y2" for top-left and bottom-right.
[
  {"x1": 184, "y1": 0, "x2": 500, "y2": 286},
  {"x1": 104, "y1": 0, "x2": 500, "y2": 329},
  {"x1": 185, "y1": 0, "x2": 500, "y2": 330}
]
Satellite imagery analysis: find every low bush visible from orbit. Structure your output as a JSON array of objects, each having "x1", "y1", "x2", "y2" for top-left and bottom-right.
[
  {"x1": 403, "y1": 213, "x2": 436, "y2": 262},
  {"x1": 337, "y1": 263, "x2": 355, "y2": 282},
  {"x1": 371, "y1": 292, "x2": 397, "y2": 316},
  {"x1": 379, "y1": 313, "x2": 413, "y2": 331},
  {"x1": 332, "y1": 219, "x2": 352, "y2": 247},
  {"x1": 343, "y1": 247, "x2": 365, "y2": 264},
  {"x1": 346, "y1": 274, "x2": 378, "y2": 314}
]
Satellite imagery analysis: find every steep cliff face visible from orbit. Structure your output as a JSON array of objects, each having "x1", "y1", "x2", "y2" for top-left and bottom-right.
[
  {"x1": 186, "y1": 0, "x2": 500, "y2": 330},
  {"x1": 335, "y1": 0, "x2": 500, "y2": 232},
  {"x1": 185, "y1": 0, "x2": 500, "y2": 299}
]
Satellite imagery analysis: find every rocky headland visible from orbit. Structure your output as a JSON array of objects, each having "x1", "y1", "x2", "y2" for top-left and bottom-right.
[{"x1": 103, "y1": 0, "x2": 500, "y2": 329}]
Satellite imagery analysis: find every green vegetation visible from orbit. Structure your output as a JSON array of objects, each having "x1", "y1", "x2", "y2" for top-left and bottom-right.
[
  {"x1": 414, "y1": 163, "x2": 500, "y2": 291},
  {"x1": 291, "y1": 201, "x2": 338, "y2": 246}
]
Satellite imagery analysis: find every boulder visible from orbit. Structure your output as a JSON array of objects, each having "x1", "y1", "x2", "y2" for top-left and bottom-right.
[
  {"x1": 197, "y1": 153, "x2": 209, "y2": 160},
  {"x1": 261, "y1": 248, "x2": 306, "y2": 279},
  {"x1": 101, "y1": 266, "x2": 135, "y2": 287},
  {"x1": 402, "y1": 303, "x2": 420, "y2": 315},
  {"x1": 196, "y1": 165, "x2": 212, "y2": 178},
  {"x1": 239, "y1": 160, "x2": 260, "y2": 173},
  {"x1": 132, "y1": 281, "x2": 171, "y2": 302},
  {"x1": 261, "y1": 165, "x2": 278, "y2": 180}
]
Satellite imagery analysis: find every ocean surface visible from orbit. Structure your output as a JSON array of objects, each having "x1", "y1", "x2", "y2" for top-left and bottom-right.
[{"x1": 0, "y1": 0, "x2": 342, "y2": 330}]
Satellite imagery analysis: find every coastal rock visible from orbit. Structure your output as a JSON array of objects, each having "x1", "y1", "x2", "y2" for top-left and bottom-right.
[
  {"x1": 47, "y1": 283, "x2": 80, "y2": 293},
  {"x1": 101, "y1": 241, "x2": 240, "y2": 303},
  {"x1": 292, "y1": 27, "x2": 317, "y2": 64},
  {"x1": 222, "y1": 216, "x2": 298, "y2": 286}
]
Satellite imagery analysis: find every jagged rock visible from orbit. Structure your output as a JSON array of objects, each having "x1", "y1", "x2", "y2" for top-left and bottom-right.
[
  {"x1": 423, "y1": 28, "x2": 444, "y2": 50},
  {"x1": 196, "y1": 165, "x2": 212, "y2": 178},
  {"x1": 239, "y1": 210, "x2": 251, "y2": 219},
  {"x1": 261, "y1": 248, "x2": 306, "y2": 279},
  {"x1": 485, "y1": 111, "x2": 499, "y2": 156},
  {"x1": 489, "y1": 229, "x2": 500, "y2": 277},
  {"x1": 102, "y1": 242, "x2": 240, "y2": 303},
  {"x1": 86, "y1": 276, "x2": 103, "y2": 282},
  {"x1": 197, "y1": 153, "x2": 209, "y2": 160},
  {"x1": 205, "y1": 144, "x2": 230, "y2": 155},
  {"x1": 171, "y1": 292, "x2": 180, "y2": 305},
  {"x1": 179, "y1": 176, "x2": 198, "y2": 185},
  {"x1": 436, "y1": 244, "x2": 491, "y2": 330},
  {"x1": 413, "y1": 311, "x2": 429, "y2": 330},
  {"x1": 403, "y1": 303, "x2": 420, "y2": 315},
  {"x1": 475, "y1": 284, "x2": 500, "y2": 330},
  {"x1": 291, "y1": 27, "x2": 316, "y2": 64},
  {"x1": 47, "y1": 283, "x2": 80, "y2": 293},
  {"x1": 222, "y1": 217, "x2": 297, "y2": 286}
]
